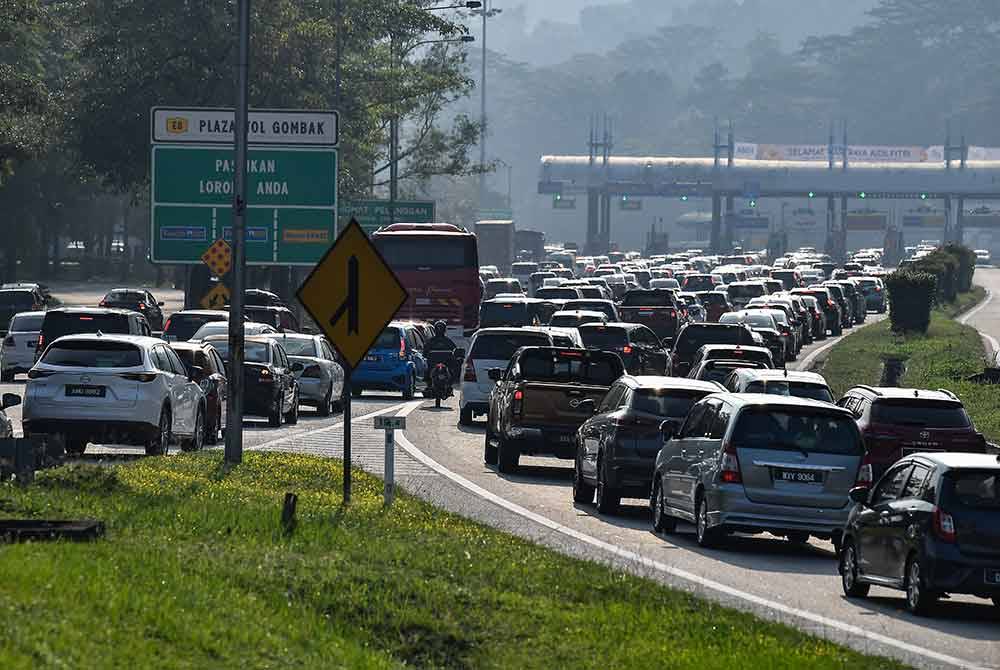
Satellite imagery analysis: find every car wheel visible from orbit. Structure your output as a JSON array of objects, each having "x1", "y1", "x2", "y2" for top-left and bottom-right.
[
  {"x1": 0, "y1": 370, "x2": 13, "y2": 383},
  {"x1": 64, "y1": 436, "x2": 88, "y2": 456},
  {"x1": 204, "y1": 405, "x2": 219, "y2": 445},
  {"x1": 786, "y1": 531, "x2": 810, "y2": 546},
  {"x1": 268, "y1": 398, "x2": 283, "y2": 428},
  {"x1": 905, "y1": 555, "x2": 937, "y2": 615},
  {"x1": 181, "y1": 407, "x2": 205, "y2": 452},
  {"x1": 402, "y1": 373, "x2": 415, "y2": 400},
  {"x1": 695, "y1": 494, "x2": 722, "y2": 548},
  {"x1": 572, "y1": 453, "x2": 595, "y2": 504},
  {"x1": 284, "y1": 391, "x2": 299, "y2": 425},
  {"x1": 483, "y1": 419, "x2": 498, "y2": 465},
  {"x1": 595, "y1": 456, "x2": 621, "y2": 515},
  {"x1": 459, "y1": 405, "x2": 474, "y2": 426},
  {"x1": 145, "y1": 406, "x2": 171, "y2": 456},
  {"x1": 497, "y1": 435, "x2": 519, "y2": 474},
  {"x1": 317, "y1": 385, "x2": 333, "y2": 417},
  {"x1": 651, "y1": 477, "x2": 676, "y2": 533},
  {"x1": 840, "y1": 542, "x2": 870, "y2": 598}
]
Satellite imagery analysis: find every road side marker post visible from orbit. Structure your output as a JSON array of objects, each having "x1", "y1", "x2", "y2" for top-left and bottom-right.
[
  {"x1": 374, "y1": 415, "x2": 405, "y2": 505},
  {"x1": 297, "y1": 218, "x2": 409, "y2": 504}
]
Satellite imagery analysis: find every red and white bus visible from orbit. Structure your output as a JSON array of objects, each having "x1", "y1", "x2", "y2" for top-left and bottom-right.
[{"x1": 372, "y1": 224, "x2": 482, "y2": 339}]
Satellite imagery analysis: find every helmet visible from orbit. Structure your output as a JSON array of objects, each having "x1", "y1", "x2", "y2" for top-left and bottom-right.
[{"x1": 434, "y1": 320, "x2": 447, "y2": 337}]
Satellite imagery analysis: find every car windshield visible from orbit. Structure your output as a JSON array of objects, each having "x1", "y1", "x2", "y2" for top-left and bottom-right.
[
  {"x1": 745, "y1": 381, "x2": 833, "y2": 403},
  {"x1": 620, "y1": 290, "x2": 674, "y2": 307},
  {"x1": 245, "y1": 342, "x2": 271, "y2": 363},
  {"x1": 632, "y1": 388, "x2": 710, "y2": 417},
  {"x1": 278, "y1": 337, "x2": 317, "y2": 356},
  {"x1": 518, "y1": 349, "x2": 622, "y2": 385},
  {"x1": 479, "y1": 302, "x2": 532, "y2": 328},
  {"x1": 871, "y1": 400, "x2": 971, "y2": 428},
  {"x1": 944, "y1": 471, "x2": 1000, "y2": 508},
  {"x1": 471, "y1": 333, "x2": 550, "y2": 360},
  {"x1": 41, "y1": 340, "x2": 143, "y2": 368},
  {"x1": 732, "y1": 408, "x2": 861, "y2": 455},
  {"x1": 579, "y1": 327, "x2": 628, "y2": 350},
  {"x1": 9, "y1": 313, "x2": 44, "y2": 331}
]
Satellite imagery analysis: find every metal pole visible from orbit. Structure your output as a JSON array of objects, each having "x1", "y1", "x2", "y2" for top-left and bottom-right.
[
  {"x1": 343, "y1": 376, "x2": 351, "y2": 504},
  {"x1": 506, "y1": 164, "x2": 512, "y2": 208},
  {"x1": 384, "y1": 428, "x2": 395, "y2": 505},
  {"x1": 225, "y1": 0, "x2": 250, "y2": 465},
  {"x1": 478, "y1": 2, "x2": 487, "y2": 210},
  {"x1": 389, "y1": 35, "x2": 398, "y2": 225},
  {"x1": 334, "y1": 0, "x2": 342, "y2": 108}
]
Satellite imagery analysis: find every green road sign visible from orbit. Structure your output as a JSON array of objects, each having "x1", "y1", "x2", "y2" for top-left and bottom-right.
[
  {"x1": 338, "y1": 199, "x2": 435, "y2": 235},
  {"x1": 476, "y1": 208, "x2": 514, "y2": 220},
  {"x1": 151, "y1": 145, "x2": 337, "y2": 265}
]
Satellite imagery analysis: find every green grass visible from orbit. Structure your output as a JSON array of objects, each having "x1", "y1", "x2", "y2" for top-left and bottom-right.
[
  {"x1": 820, "y1": 288, "x2": 999, "y2": 442},
  {"x1": 0, "y1": 454, "x2": 908, "y2": 669}
]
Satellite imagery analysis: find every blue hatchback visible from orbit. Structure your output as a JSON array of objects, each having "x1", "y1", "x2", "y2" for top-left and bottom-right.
[{"x1": 352, "y1": 322, "x2": 426, "y2": 398}]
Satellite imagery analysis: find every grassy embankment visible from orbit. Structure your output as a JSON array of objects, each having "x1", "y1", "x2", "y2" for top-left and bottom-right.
[
  {"x1": 820, "y1": 286, "x2": 998, "y2": 441},
  {"x1": 0, "y1": 453, "x2": 908, "y2": 669}
]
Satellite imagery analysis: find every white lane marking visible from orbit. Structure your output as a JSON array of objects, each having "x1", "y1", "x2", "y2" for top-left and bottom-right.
[
  {"x1": 395, "y1": 428, "x2": 991, "y2": 670},
  {"x1": 251, "y1": 402, "x2": 409, "y2": 451},
  {"x1": 958, "y1": 287, "x2": 999, "y2": 355}
]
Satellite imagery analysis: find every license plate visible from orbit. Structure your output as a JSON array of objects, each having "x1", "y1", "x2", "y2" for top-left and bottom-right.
[
  {"x1": 65, "y1": 385, "x2": 106, "y2": 398},
  {"x1": 365, "y1": 355, "x2": 380, "y2": 362},
  {"x1": 773, "y1": 468, "x2": 822, "y2": 484},
  {"x1": 986, "y1": 569, "x2": 1000, "y2": 585}
]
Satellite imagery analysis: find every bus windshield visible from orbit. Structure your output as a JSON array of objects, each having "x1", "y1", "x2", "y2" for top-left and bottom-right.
[{"x1": 374, "y1": 236, "x2": 476, "y2": 268}]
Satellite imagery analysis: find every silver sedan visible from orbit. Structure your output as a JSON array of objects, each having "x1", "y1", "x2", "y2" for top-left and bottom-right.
[{"x1": 265, "y1": 333, "x2": 345, "y2": 416}]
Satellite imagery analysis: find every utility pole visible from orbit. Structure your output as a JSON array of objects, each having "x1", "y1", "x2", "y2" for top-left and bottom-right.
[
  {"x1": 389, "y1": 34, "x2": 398, "y2": 225},
  {"x1": 476, "y1": 1, "x2": 500, "y2": 211},
  {"x1": 225, "y1": 0, "x2": 250, "y2": 465}
]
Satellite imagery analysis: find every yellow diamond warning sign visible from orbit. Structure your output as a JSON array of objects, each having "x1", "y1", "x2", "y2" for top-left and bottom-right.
[
  {"x1": 201, "y1": 239, "x2": 232, "y2": 277},
  {"x1": 296, "y1": 218, "x2": 408, "y2": 370},
  {"x1": 200, "y1": 283, "x2": 231, "y2": 310}
]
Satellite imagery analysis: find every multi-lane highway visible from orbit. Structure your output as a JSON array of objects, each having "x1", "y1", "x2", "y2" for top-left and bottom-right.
[{"x1": 4, "y1": 272, "x2": 998, "y2": 669}]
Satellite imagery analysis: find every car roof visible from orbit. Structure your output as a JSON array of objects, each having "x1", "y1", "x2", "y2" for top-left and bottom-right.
[
  {"x1": 697, "y1": 343, "x2": 771, "y2": 354},
  {"x1": 472, "y1": 327, "x2": 552, "y2": 338},
  {"x1": 846, "y1": 386, "x2": 961, "y2": 403},
  {"x1": 734, "y1": 369, "x2": 829, "y2": 384},
  {"x1": 245, "y1": 305, "x2": 293, "y2": 312},
  {"x1": 168, "y1": 341, "x2": 214, "y2": 352},
  {"x1": 172, "y1": 309, "x2": 230, "y2": 317},
  {"x1": 106, "y1": 287, "x2": 150, "y2": 293},
  {"x1": 714, "y1": 392, "x2": 854, "y2": 414},
  {"x1": 45, "y1": 307, "x2": 135, "y2": 316},
  {"x1": 263, "y1": 332, "x2": 317, "y2": 340},
  {"x1": 0, "y1": 288, "x2": 37, "y2": 295},
  {"x1": 903, "y1": 453, "x2": 1000, "y2": 469},
  {"x1": 579, "y1": 321, "x2": 642, "y2": 331},
  {"x1": 627, "y1": 375, "x2": 724, "y2": 392},
  {"x1": 551, "y1": 310, "x2": 606, "y2": 317}
]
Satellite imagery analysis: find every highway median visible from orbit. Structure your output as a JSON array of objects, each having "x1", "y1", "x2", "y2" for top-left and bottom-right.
[{"x1": 0, "y1": 453, "x2": 908, "y2": 669}]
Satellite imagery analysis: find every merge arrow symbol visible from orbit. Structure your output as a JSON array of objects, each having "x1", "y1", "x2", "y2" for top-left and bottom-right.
[{"x1": 330, "y1": 254, "x2": 359, "y2": 335}]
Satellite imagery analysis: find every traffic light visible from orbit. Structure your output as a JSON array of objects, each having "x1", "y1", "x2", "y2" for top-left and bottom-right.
[
  {"x1": 680, "y1": 195, "x2": 689, "y2": 202},
  {"x1": 807, "y1": 191, "x2": 816, "y2": 198},
  {"x1": 920, "y1": 193, "x2": 928, "y2": 200},
  {"x1": 748, "y1": 199, "x2": 757, "y2": 208},
  {"x1": 858, "y1": 191, "x2": 867, "y2": 199}
]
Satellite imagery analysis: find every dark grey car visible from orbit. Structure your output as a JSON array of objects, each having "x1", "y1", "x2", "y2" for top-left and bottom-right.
[{"x1": 650, "y1": 394, "x2": 863, "y2": 550}]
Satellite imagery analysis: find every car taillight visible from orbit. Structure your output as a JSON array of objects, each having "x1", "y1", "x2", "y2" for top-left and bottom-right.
[
  {"x1": 875, "y1": 287, "x2": 882, "y2": 293},
  {"x1": 259, "y1": 368, "x2": 273, "y2": 382},
  {"x1": 513, "y1": 389, "x2": 524, "y2": 416},
  {"x1": 3, "y1": 336, "x2": 13, "y2": 347},
  {"x1": 27, "y1": 369, "x2": 54, "y2": 379},
  {"x1": 720, "y1": 442, "x2": 742, "y2": 484},
  {"x1": 933, "y1": 507, "x2": 956, "y2": 543},
  {"x1": 668, "y1": 309, "x2": 676, "y2": 317},
  {"x1": 99, "y1": 301, "x2": 107, "y2": 307},
  {"x1": 828, "y1": 300, "x2": 835, "y2": 308},
  {"x1": 36, "y1": 334, "x2": 44, "y2": 350},
  {"x1": 302, "y1": 365, "x2": 322, "y2": 378},
  {"x1": 463, "y1": 358, "x2": 477, "y2": 382},
  {"x1": 138, "y1": 302, "x2": 146, "y2": 311},
  {"x1": 621, "y1": 345, "x2": 632, "y2": 355},
  {"x1": 162, "y1": 319, "x2": 171, "y2": 334},
  {"x1": 781, "y1": 328, "x2": 790, "y2": 336},
  {"x1": 121, "y1": 372, "x2": 157, "y2": 382}
]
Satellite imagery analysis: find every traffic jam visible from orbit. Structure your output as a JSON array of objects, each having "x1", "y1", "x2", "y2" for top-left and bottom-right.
[{"x1": 1, "y1": 232, "x2": 998, "y2": 618}]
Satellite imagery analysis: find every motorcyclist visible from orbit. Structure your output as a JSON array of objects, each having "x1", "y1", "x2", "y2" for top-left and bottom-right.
[{"x1": 423, "y1": 320, "x2": 457, "y2": 386}]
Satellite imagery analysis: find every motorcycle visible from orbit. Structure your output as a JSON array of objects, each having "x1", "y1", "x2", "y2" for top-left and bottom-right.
[{"x1": 424, "y1": 348, "x2": 463, "y2": 407}]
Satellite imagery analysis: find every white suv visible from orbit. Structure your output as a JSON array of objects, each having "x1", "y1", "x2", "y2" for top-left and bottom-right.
[
  {"x1": 458, "y1": 327, "x2": 552, "y2": 425},
  {"x1": 23, "y1": 334, "x2": 206, "y2": 456}
]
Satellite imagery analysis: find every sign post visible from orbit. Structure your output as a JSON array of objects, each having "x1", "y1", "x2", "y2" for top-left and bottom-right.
[
  {"x1": 374, "y1": 415, "x2": 406, "y2": 505},
  {"x1": 297, "y1": 218, "x2": 409, "y2": 503}
]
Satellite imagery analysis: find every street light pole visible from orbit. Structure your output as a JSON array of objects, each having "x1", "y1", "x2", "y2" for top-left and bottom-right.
[{"x1": 475, "y1": 2, "x2": 500, "y2": 212}]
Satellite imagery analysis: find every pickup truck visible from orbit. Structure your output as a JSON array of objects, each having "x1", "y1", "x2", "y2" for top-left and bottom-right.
[
  {"x1": 616, "y1": 289, "x2": 686, "y2": 346},
  {"x1": 484, "y1": 347, "x2": 624, "y2": 473}
]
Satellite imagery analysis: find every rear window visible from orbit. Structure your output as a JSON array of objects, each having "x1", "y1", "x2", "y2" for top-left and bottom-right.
[
  {"x1": 245, "y1": 309, "x2": 280, "y2": 327},
  {"x1": 373, "y1": 327, "x2": 402, "y2": 350},
  {"x1": 0, "y1": 291, "x2": 35, "y2": 309},
  {"x1": 728, "y1": 284, "x2": 765, "y2": 299},
  {"x1": 43, "y1": 312, "x2": 131, "y2": 341},
  {"x1": 518, "y1": 349, "x2": 622, "y2": 386},
  {"x1": 621, "y1": 290, "x2": 674, "y2": 307},
  {"x1": 675, "y1": 325, "x2": 753, "y2": 353},
  {"x1": 104, "y1": 290, "x2": 145, "y2": 303},
  {"x1": 732, "y1": 408, "x2": 861, "y2": 455},
  {"x1": 871, "y1": 400, "x2": 971, "y2": 428},
  {"x1": 374, "y1": 236, "x2": 477, "y2": 268},
  {"x1": 479, "y1": 302, "x2": 532, "y2": 328},
  {"x1": 536, "y1": 288, "x2": 578, "y2": 300},
  {"x1": 699, "y1": 361, "x2": 757, "y2": 382},
  {"x1": 277, "y1": 337, "x2": 318, "y2": 356},
  {"x1": 165, "y1": 314, "x2": 224, "y2": 341},
  {"x1": 632, "y1": 388, "x2": 711, "y2": 417},
  {"x1": 703, "y1": 347, "x2": 771, "y2": 365},
  {"x1": 206, "y1": 339, "x2": 230, "y2": 361},
  {"x1": 41, "y1": 340, "x2": 143, "y2": 368},
  {"x1": 244, "y1": 342, "x2": 271, "y2": 364},
  {"x1": 580, "y1": 327, "x2": 628, "y2": 350},
  {"x1": 697, "y1": 293, "x2": 728, "y2": 306},
  {"x1": 471, "y1": 333, "x2": 550, "y2": 361},
  {"x1": 943, "y1": 471, "x2": 1000, "y2": 508},
  {"x1": 10, "y1": 313, "x2": 44, "y2": 331},
  {"x1": 745, "y1": 381, "x2": 833, "y2": 403}
]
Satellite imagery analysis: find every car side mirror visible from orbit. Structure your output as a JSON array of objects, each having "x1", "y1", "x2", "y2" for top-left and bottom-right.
[
  {"x1": 659, "y1": 419, "x2": 677, "y2": 440},
  {"x1": 157, "y1": 301, "x2": 165, "y2": 307},
  {"x1": 454, "y1": 348, "x2": 466, "y2": 361},
  {"x1": 188, "y1": 365, "x2": 205, "y2": 382},
  {"x1": 1, "y1": 393, "x2": 21, "y2": 410},
  {"x1": 487, "y1": 368, "x2": 503, "y2": 382},
  {"x1": 291, "y1": 362, "x2": 304, "y2": 373},
  {"x1": 577, "y1": 398, "x2": 596, "y2": 415},
  {"x1": 849, "y1": 486, "x2": 870, "y2": 505}
]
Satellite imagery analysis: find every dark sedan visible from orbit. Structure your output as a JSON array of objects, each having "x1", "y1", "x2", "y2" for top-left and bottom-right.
[
  {"x1": 100, "y1": 288, "x2": 165, "y2": 331},
  {"x1": 207, "y1": 335, "x2": 300, "y2": 427},
  {"x1": 578, "y1": 322, "x2": 669, "y2": 375},
  {"x1": 573, "y1": 376, "x2": 723, "y2": 514},
  {"x1": 170, "y1": 340, "x2": 228, "y2": 444}
]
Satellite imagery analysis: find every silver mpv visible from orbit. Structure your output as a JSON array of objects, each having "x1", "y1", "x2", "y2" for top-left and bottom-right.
[{"x1": 650, "y1": 394, "x2": 863, "y2": 550}]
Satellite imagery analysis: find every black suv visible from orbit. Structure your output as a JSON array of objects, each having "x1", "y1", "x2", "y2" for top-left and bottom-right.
[
  {"x1": 840, "y1": 453, "x2": 1000, "y2": 615},
  {"x1": 837, "y1": 386, "x2": 987, "y2": 483},
  {"x1": 36, "y1": 308, "x2": 151, "y2": 358},
  {"x1": 100, "y1": 288, "x2": 165, "y2": 331},
  {"x1": 668, "y1": 323, "x2": 757, "y2": 377},
  {"x1": 0, "y1": 288, "x2": 45, "y2": 336},
  {"x1": 578, "y1": 322, "x2": 668, "y2": 375}
]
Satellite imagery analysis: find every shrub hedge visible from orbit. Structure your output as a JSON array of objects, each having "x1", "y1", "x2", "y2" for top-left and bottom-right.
[{"x1": 886, "y1": 269, "x2": 936, "y2": 333}]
